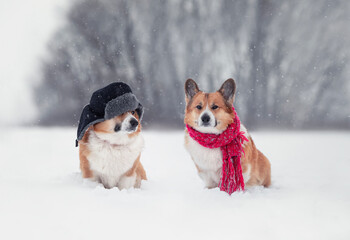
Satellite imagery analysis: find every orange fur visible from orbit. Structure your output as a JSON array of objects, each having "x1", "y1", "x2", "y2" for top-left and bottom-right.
[
  {"x1": 184, "y1": 78, "x2": 271, "y2": 188},
  {"x1": 78, "y1": 110, "x2": 146, "y2": 189},
  {"x1": 79, "y1": 127, "x2": 94, "y2": 178},
  {"x1": 242, "y1": 137, "x2": 271, "y2": 187},
  {"x1": 184, "y1": 92, "x2": 234, "y2": 131},
  {"x1": 93, "y1": 111, "x2": 141, "y2": 134},
  {"x1": 125, "y1": 154, "x2": 147, "y2": 180}
]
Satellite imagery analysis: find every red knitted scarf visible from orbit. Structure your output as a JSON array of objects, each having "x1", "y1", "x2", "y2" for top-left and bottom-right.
[{"x1": 186, "y1": 108, "x2": 248, "y2": 195}]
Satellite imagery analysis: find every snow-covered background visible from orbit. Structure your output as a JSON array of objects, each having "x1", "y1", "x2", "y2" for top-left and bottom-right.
[
  {"x1": 34, "y1": 0, "x2": 350, "y2": 129},
  {"x1": 0, "y1": 1, "x2": 350, "y2": 239},
  {"x1": 0, "y1": 129, "x2": 349, "y2": 239},
  {"x1": 0, "y1": 0, "x2": 68, "y2": 125},
  {"x1": 1, "y1": 0, "x2": 349, "y2": 128}
]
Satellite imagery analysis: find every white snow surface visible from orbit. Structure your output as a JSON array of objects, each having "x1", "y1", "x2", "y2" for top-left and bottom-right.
[{"x1": 0, "y1": 128, "x2": 349, "y2": 240}]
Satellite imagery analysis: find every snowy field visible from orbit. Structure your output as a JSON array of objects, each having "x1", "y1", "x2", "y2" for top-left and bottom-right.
[{"x1": 0, "y1": 128, "x2": 349, "y2": 240}]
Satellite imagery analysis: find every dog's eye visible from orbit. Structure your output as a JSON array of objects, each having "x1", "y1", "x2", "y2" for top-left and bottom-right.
[
  {"x1": 196, "y1": 105, "x2": 202, "y2": 110},
  {"x1": 212, "y1": 105, "x2": 218, "y2": 110},
  {"x1": 131, "y1": 111, "x2": 135, "y2": 115}
]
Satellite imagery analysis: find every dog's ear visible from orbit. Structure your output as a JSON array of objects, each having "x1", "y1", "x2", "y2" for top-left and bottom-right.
[
  {"x1": 185, "y1": 79, "x2": 199, "y2": 102},
  {"x1": 218, "y1": 78, "x2": 236, "y2": 105}
]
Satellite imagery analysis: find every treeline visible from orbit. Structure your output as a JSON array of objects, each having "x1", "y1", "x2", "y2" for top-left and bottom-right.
[{"x1": 36, "y1": 0, "x2": 350, "y2": 129}]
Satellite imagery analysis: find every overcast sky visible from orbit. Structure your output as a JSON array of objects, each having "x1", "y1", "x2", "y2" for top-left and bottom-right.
[{"x1": 0, "y1": 0, "x2": 68, "y2": 125}]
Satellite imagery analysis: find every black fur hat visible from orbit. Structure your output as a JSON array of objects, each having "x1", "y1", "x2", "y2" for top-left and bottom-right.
[{"x1": 76, "y1": 82, "x2": 143, "y2": 146}]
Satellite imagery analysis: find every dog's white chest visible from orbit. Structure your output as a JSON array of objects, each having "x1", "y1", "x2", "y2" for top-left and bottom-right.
[
  {"x1": 185, "y1": 135, "x2": 223, "y2": 171},
  {"x1": 185, "y1": 124, "x2": 251, "y2": 187},
  {"x1": 87, "y1": 134, "x2": 144, "y2": 188}
]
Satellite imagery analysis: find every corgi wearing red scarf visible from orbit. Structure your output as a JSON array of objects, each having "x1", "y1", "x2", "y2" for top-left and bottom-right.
[{"x1": 184, "y1": 78, "x2": 271, "y2": 193}]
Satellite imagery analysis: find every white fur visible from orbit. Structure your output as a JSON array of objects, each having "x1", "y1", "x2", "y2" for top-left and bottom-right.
[
  {"x1": 94, "y1": 114, "x2": 139, "y2": 146},
  {"x1": 185, "y1": 134, "x2": 222, "y2": 187},
  {"x1": 185, "y1": 124, "x2": 251, "y2": 188},
  {"x1": 243, "y1": 164, "x2": 251, "y2": 184},
  {"x1": 195, "y1": 106, "x2": 222, "y2": 134},
  {"x1": 86, "y1": 116, "x2": 144, "y2": 189},
  {"x1": 121, "y1": 115, "x2": 138, "y2": 133},
  {"x1": 118, "y1": 174, "x2": 138, "y2": 189}
]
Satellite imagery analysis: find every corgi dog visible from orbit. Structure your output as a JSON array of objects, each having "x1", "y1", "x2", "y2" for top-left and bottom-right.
[
  {"x1": 184, "y1": 78, "x2": 271, "y2": 189},
  {"x1": 78, "y1": 111, "x2": 146, "y2": 189}
]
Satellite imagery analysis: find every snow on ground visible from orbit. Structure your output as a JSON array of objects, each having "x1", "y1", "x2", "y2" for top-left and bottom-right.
[{"x1": 0, "y1": 128, "x2": 349, "y2": 240}]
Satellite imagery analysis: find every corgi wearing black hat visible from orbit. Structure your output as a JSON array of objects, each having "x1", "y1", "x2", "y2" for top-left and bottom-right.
[{"x1": 76, "y1": 82, "x2": 146, "y2": 189}]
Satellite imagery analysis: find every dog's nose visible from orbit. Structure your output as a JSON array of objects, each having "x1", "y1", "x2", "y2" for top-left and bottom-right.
[
  {"x1": 130, "y1": 118, "x2": 139, "y2": 128},
  {"x1": 201, "y1": 114, "x2": 210, "y2": 125},
  {"x1": 114, "y1": 124, "x2": 121, "y2": 132}
]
